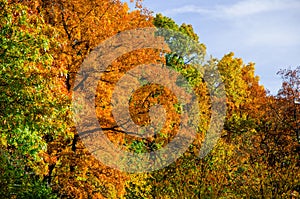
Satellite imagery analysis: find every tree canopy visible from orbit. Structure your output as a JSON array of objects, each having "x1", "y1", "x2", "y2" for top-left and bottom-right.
[{"x1": 0, "y1": 0, "x2": 299, "y2": 198}]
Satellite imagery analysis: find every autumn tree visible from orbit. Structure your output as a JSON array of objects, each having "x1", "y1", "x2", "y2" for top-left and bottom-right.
[
  {"x1": 216, "y1": 52, "x2": 266, "y2": 142},
  {"x1": 2, "y1": 0, "x2": 160, "y2": 197},
  {"x1": 227, "y1": 67, "x2": 300, "y2": 198},
  {"x1": 123, "y1": 13, "x2": 225, "y2": 198}
]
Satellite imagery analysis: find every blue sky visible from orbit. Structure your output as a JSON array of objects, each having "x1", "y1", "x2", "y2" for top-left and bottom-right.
[{"x1": 123, "y1": 0, "x2": 300, "y2": 94}]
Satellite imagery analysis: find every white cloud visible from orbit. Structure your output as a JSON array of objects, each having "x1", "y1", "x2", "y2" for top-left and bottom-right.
[
  {"x1": 163, "y1": 0, "x2": 300, "y2": 47},
  {"x1": 163, "y1": 5, "x2": 212, "y2": 16},
  {"x1": 218, "y1": 0, "x2": 300, "y2": 18},
  {"x1": 163, "y1": 0, "x2": 300, "y2": 19}
]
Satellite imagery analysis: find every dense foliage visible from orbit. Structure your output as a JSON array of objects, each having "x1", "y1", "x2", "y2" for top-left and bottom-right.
[{"x1": 0, "y1": 0, "x2": 299, "y2": 198}]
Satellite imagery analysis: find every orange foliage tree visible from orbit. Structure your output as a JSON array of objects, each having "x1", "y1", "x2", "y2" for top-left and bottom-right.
[{"x1": 9, "y1": 0, "x2": 157, "y2": 198}]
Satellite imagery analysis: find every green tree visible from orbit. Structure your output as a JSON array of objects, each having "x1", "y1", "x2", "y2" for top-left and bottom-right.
[
  {"x1": 0, "y1": 0, "x2": 69, "y2": 197},
  {"x1": 124, "y1": 13, "x2": 216, "y2": 199}
]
